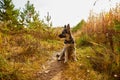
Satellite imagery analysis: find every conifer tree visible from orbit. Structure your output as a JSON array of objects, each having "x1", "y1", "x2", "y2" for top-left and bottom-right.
[
  {"x1": 0, "y1": 0, "x2": 19, "y2": 25},
  {"x1": 19, "y1": 0, "x2": 39, "y2": 26},
  {"x1": 44, "y1": 12, "x2": 52, "y2": 27}
]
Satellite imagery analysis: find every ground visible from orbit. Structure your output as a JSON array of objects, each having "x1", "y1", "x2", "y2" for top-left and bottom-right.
[{"x1": 34, "y1": 52, "x2": 67, "y2": 80}]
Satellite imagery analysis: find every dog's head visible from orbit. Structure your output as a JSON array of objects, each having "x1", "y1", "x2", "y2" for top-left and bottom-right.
[{"x1": 59, "y1": 24, "x2": 70, "y2": 38}]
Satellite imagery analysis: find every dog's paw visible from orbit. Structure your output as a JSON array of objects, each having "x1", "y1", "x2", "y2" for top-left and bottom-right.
[
  {"x1": 57, "y1": 58, "x2": 61, "y2": 61},
  {"x1": 56, "y1": 54, "x2": 60, "y2": 58},
  {"x1": 74, "y1": 58, "x2": 77, "y2": 61},
  {"x1": 64, "y1": 60, "x2": 68, "y2": 63},
  {"x1": 57, "y1": 57, "x2": 62, "y2": 61}
]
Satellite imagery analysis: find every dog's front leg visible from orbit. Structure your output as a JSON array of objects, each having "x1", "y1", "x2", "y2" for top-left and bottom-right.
[
  {"x1": 58, "y1": 47, "x2": 66, "y2": 61},
  {"x1": 73, "y1": 48, "x2": 77, "y2": 61},
  {"x1": 64, "y1": 48, "x2": 68, "y2": 63}
]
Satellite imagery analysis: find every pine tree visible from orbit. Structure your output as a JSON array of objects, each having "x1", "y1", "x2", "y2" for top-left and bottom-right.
[
  {"x1": 0, "y1": 0, "x2": 19, "y2": 25},
  {"x1": 44, "y1": 12, "x2": 52, "y2": 27},
  {"x1": 19, "y1": 0, "x2": 39, "y2": 26}
]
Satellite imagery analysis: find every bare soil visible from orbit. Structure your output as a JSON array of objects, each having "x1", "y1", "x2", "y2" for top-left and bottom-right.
[{"x1": 34, "y1": 52, "x2": 68, "y2": 80}]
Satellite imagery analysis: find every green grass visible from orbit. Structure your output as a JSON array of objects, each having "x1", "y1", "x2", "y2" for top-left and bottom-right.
[
  {"x1": 62, "y1": 46, "x2": 120, "y2": 80},
  {"x1": 72, "y1": 19, "x2": 85, "y2": 32}
]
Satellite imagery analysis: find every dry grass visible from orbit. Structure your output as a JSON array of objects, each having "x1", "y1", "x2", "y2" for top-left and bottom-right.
[
  {"x1": 71, "y1": 3, "x2": 120, "y2": 80},
  {"x1": 0, "y1": 22, "x2": 62, "y2": 80},
  {"x1": 0, "y1": 3, "x2": 120, "y2": 80},
  {"x1": 61, "y1": 47, "x2": 119, "y2": 80}
]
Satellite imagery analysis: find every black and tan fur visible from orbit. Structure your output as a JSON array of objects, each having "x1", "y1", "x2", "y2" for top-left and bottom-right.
[{"x1": 57, "y1": 24, "x2": 77, "y2": 63}]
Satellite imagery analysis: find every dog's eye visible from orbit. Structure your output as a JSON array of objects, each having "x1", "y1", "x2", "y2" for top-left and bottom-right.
[{"x1": 62, "y1": 30, "x2": 67, "y2": 34}]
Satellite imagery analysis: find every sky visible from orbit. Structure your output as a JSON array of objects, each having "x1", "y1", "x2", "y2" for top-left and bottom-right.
[{"x1": 12, "y1": 0, "x2": 120, "y2": 27}]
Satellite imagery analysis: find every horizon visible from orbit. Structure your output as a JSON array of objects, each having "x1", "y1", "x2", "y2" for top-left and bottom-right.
[{"x1": 12, "y1": 0, "x2": 120, "y2": 27}]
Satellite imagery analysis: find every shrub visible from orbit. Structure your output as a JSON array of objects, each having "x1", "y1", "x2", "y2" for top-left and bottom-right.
[
  {"x1": 76, "y1": 34, "x2": 92, "y2": 47},
  {"x1": 72, "y1": 19, "x2": 85, "y2": 32}
]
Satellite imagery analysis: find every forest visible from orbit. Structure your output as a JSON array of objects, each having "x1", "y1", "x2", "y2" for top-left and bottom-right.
[{"x1": 0, "y1": 0, "x2": 120, "y2": 80}]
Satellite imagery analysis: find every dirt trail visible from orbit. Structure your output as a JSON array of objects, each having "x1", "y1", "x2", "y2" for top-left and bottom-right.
[{"x1": 35, "y1": 52, "x2": 66, "y2": 80}]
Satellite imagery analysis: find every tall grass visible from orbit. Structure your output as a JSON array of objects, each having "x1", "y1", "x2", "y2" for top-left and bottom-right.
[{"x1": 73, "y1": 3, "x2": 120, "y2": 80}]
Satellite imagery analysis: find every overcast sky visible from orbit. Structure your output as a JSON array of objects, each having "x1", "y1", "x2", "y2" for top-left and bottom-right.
[{"x1": 12, "y1": 0, "x2": 120, "y2": 27}]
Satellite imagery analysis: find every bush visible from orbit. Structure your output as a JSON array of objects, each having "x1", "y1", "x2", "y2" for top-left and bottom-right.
[
  {"x1": 0, "y1": 54, "x2": 26, "y2": 80},
  {"x1": 87, "y1": 46, "x2": 120, "y2": 80},
  {"x1": 72, "y1": 19, "x2": 85, "y2": 32},
  {"x1": 76, "y1": 34, "x2": 92, "y2": 47}
]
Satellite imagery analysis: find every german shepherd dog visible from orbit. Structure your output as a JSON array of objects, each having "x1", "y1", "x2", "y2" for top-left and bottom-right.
[{"x1": 57, "y1": 24, "x2": 77, "y2": 63}]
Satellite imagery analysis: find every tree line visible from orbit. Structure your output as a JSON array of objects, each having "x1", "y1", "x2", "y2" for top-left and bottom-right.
[{"x1": 0, "y1": 0, "x2": 52, "y2": 30}]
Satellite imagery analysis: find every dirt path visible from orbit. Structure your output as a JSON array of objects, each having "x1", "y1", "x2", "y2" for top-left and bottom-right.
[{"x1": 35, "y1": 52, "x2": 66, "y2": 80}]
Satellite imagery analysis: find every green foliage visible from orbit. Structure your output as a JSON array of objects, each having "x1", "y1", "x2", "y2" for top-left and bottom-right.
[
  {"x1": 0, "y1": 0, "x2": 50, "y2": 31},
  {"x1": 19, "y1": 0, "x2": 39, "y2": 27},
  {"x1": 29, "y1": 20, "x2": 43, "y2": 29},
  {"x1": 76, "y1": 34, "x2": 92, "y2": 47},
  {"x1": 72, "y1": 19, "x2": 85, "y2": 32},
  {"x1": 0, "y1": 0, "x2": 19, "y2": 26},
  {"x1": 117, "y1": 47, "x2": 120, "y2": 53},
  {"x1": 114, "y1": 20, "x2": 120, "y2": 31}
]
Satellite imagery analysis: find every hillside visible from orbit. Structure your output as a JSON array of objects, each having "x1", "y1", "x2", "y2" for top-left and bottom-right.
[{"x1": 0, "y1": 0, "x2": 120, "y2": 80}]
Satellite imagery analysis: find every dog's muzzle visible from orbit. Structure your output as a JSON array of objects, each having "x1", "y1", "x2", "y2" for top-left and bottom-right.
[{"x1": 59, "y1": 34, "x2": 66, "y2": 38}]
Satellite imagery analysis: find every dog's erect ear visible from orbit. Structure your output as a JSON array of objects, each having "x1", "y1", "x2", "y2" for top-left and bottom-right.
[
  {"x1": 64, "y1": 25, "x2": 66, "y2": 28},
  {"x1": 67, "y1": 24, "x2": 70, "y2": 30}
]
